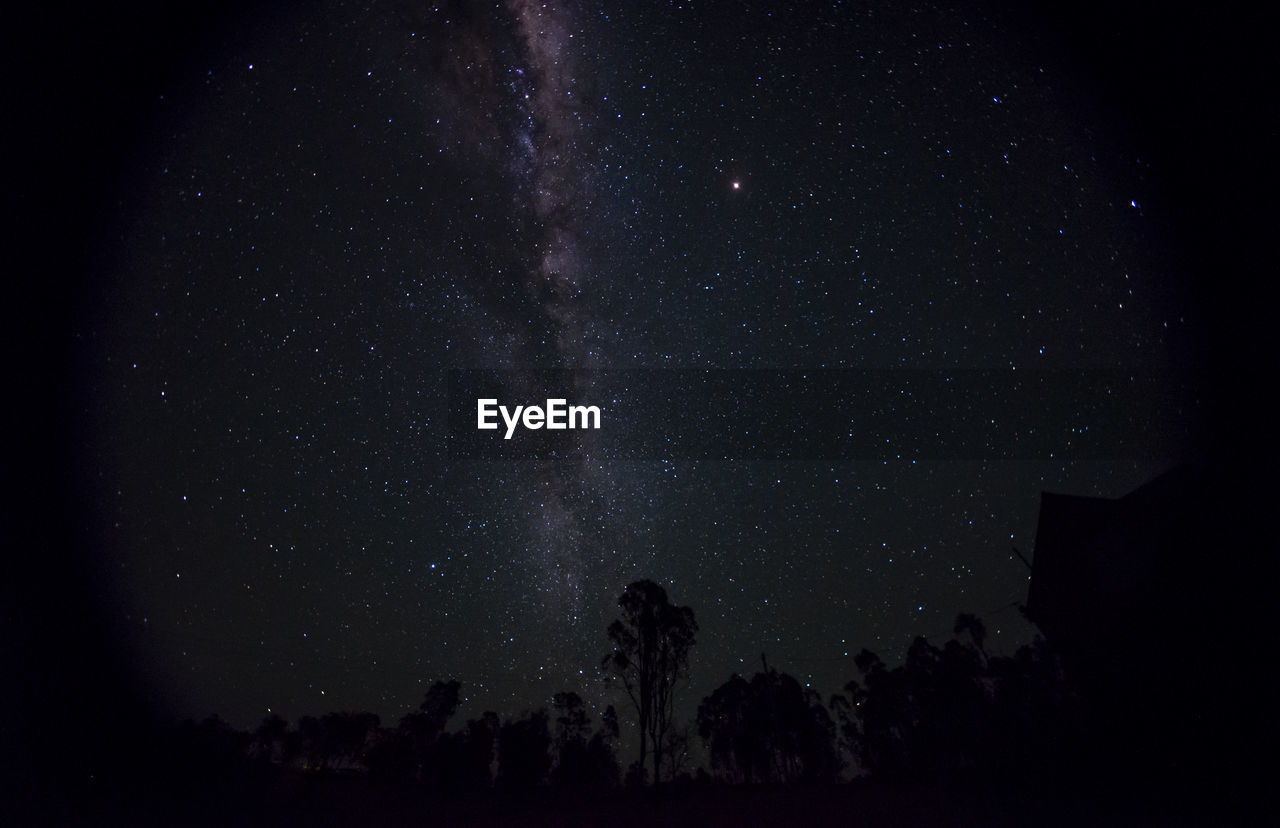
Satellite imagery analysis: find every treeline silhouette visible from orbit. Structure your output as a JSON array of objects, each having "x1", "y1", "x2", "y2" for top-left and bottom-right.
[
  {"x1": 116, "y1": 601, "x2": 1087, "y2": 800},
  {"x1": 167, "y1": 683, "x2": 626, "y2": 795},
  {"x1": 26, "y1": 574, "x2": 1253, "y2": 824},
  {"x1": 147, "y1": 608, "x2": 1081, "y2": 796}
]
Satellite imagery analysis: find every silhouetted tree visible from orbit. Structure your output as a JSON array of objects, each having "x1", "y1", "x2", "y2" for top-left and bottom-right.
[
  {"x1": 365, "y1": 724, "x2": 414, "y2": 783},
  {"x1": 954, "y1": 612, "x2": 987, "y2": 659},
  {"x1": 554, "y1": 692, "x2": 591, "y2": 746},
  {"x1": 297, "y1": 715, "x2": 327, "y2": 770},
  {"x1": 497, "y1": 709, "x2": 552, "y2": 794},
  {"x1": 985, "y1": 636, "x2": 1089, "y2": 793},
  {"x1": 297, "y1": 711, "x2": 379, "y2": 771},
  {"x1": 433, "y1": 711, "x2": 499, "y2": 792},
  {"x1": 698, "y1": 669, "x2": 839, "y2": 784},
  {"x1": 462, "y1": 711, "x2": 502, "y2": 788},
  {"x1": 661, "y1": 721, "x2": 695, "y2": 781},
  {"x1": 367, "y1": 679, "x2": 461, "y2": 784},
  {"x1": 249, "y1": 713, "x2": 289, "y2": 765},
  {"x1": 588, "y1": 703, "x2": 623, "y2": 790},
  {"x1": 330, "y1": 711, "x2": 380, "y2": 771},
  {"x1": 600, "y1": 704, "x2": 620, "y2": 741},
  {"x1": 551, "y1": 692, "x2": 591, "y2": 787},
  {"x1": 584, "y1": 711, "x2": 622, "y2": 791},
  {"x1": 834, "y1": 615, "x2": 1058, "y2": 786},
  {"x1": 698, "y1": 674, "x2": 752, "y2": 783},
  {"x1": 411, "y1": 679, "x2": 463, "y2": 742},
  {"x1": 601, "y1": 579, "x2": 697, "y2": 786},
  {"x1": 549, "y1": 692, "x2": 620, "y2": 790}
]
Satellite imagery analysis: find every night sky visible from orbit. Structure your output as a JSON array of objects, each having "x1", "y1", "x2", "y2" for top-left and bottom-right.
[{"x1": 19, "y1": 0, "x2": 1265, "y2": 744}]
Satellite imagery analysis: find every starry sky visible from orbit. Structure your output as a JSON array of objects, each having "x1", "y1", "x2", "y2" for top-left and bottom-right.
[{"x1": 24, "y1": 0, "x2": 1255, "y2": 736}]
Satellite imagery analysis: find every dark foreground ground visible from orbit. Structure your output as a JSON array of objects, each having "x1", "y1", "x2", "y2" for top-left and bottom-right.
[{"x1": 20, "y1": 775, "x2": 1262, "y2": 827}]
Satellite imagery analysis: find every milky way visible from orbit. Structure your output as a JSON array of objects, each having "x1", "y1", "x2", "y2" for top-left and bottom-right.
[{"x1": 500, "y1": 0, "x2": 613, "y2": 635}]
